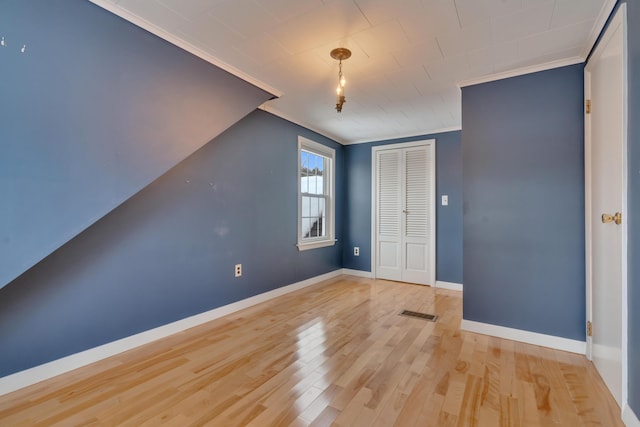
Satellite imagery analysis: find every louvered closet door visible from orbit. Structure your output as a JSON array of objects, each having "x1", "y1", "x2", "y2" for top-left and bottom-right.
[
  {"x1": 375, "y1": 143, "x2": 435, "y2": 285},
  {"x1": 402, "y1": 146, "x2": 432, "y2": 284},
  {"x1": 376, "y1": 150, "x2": 402, "y2": 281}
]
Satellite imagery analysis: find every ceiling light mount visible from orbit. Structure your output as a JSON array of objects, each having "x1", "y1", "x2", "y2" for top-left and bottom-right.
[{"x1": 330, "y1": 48, "x2": 351, "y2": 113}]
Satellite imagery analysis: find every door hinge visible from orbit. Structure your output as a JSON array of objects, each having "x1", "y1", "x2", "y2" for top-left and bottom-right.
[
  {"x1": 586, "y1": 99, "x2": 591, "y2": 114},
  {"x1": 587, "y1": 321, "x2": 593, "y2": 337}
]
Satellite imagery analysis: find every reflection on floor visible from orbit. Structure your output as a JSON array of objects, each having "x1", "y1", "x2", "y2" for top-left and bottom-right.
[{"x1": 0, "y1": 275, "x2": 624, "y2": 426}]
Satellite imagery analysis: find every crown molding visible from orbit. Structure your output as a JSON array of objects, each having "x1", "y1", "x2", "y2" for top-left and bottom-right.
[
  {"x1": 345, "y1": 125, "x2": 462, "y2": 145},
  {"x1": 258, "y1": 104, "x2": 347, "y2": 145},
  {"x1": 458, "y1": 56, "x2": 584, "y2": 88},
  {"x1": 88, "y1": 0, "x2": 282, "y2": 98}
]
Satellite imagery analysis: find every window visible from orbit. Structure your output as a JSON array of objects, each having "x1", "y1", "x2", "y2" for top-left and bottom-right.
[{"x1": 298, "y1": 136, "x2": 335, "y2": 250}]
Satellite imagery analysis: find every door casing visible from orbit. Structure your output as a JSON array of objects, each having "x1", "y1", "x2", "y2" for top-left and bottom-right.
[
  {"x1": 584, "y1": 2, "x2": 628, "y2": 408},
  {"x1": 371, "y1": 139, "x2": 436, "y2": 284}
]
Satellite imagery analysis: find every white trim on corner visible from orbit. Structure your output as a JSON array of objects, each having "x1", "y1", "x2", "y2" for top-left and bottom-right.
[
  {"x1": 458, "y1": 56, "x2": 584, "y2": 88},
  {"x1": 0, "y1": 269, "x2": 343, "y2": 397},
  {"x1": 623, "y1": 403, "x2": 640, "y2": 427},
  {"x1": 258, "y1": 104, "x2": 346, "y2": 145},
  {"x1": 582, "y1": 0, "x2": 619, "y2": 59},
  {"x1": 345, "y1": 126, "x2": 462, "y2": 146},
  {"x1": 88, "y1": 0, "x2": 281, "y2": 98},
  {"x1": 341, "y1": 268, "x2": 374, "y2": 278},
  {"x1": 435, "y1": 281, "x2": 463, "y2": 292},
  {"x1": 460, "y1": 319, "x2": 586, "y2": 355},
  {"x1": 258, "y1": 105, "x2": 462, "y2": 147}
]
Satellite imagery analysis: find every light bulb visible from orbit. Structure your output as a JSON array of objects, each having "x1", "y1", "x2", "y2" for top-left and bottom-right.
[
  {"x1": 340, "y1": 76, "x2": 346, "y2": 87},
  {"x1": 336, "y1": 86, "x2": 342, "y2": 95}
]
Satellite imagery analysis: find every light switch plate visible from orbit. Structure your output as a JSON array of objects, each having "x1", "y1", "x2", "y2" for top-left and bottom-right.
[{"x1": 442, "y1": 195, "x2": 448, "y2": 206}]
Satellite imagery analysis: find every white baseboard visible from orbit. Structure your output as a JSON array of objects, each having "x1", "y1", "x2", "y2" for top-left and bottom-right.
[
  {"x1": 624, "y1": 403, "x2": 640, "y2": 427},
  {"x1": 435, "y1": 280, "x2": 463, "y2": 291},
  {"x1": 461, "y1": 319, "x2": 586, "y2": 354},
  {"x1": 341, "y1": 268, "x2": 373, "y2": 278},
  {"x1": 0, "y1": 269, "x2": 343, "y2": 397}
]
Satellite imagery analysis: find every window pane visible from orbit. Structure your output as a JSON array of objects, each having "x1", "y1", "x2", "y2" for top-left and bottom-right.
[
  {"x1": 320, "y1": 158, "x2": 326, "y2": 192},
  {"x1": 301, "y1": 150, "x2": 328, "y2": 196},
  {"x1": 298, "y1": 138, "x2": 334, "y2": 247},
  {"x1": 302, "y1": 218, "x2": 311, "y2": 238},
  {"x1": 301, "y1": 195, "x2": 310, "y2": 217},
  {"x1": 318, "y1": 198, "x2": 326, "y2": 237},
  {"x1": 301, "y1": 152, "x2": 308, "y2": 175},
  {"x1": 310, "y1": 197, "x2": 318, "y2": 220}
]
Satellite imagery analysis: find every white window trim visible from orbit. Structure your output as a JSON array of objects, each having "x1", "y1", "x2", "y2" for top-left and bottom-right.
[{"x1": 297, "y1": 136, "x2": 336, "y2": 251}]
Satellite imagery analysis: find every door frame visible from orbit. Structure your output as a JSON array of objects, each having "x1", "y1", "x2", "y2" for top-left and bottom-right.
[
  {"x1": 371, "y1": 139, "x2": 436, "y2": 284},
  {"x1": 584, "y1": 2, "x2": 628, "y2": 406}
]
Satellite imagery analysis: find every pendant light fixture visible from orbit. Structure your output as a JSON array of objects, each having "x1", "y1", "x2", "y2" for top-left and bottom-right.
[{"x1": 330, "y1": 48, "x2": 351, "y2": 113}]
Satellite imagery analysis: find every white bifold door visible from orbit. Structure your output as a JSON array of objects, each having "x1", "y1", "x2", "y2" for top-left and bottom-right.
[{"x1": 373, "y1": 140, "x2": 435, "y2": 285}]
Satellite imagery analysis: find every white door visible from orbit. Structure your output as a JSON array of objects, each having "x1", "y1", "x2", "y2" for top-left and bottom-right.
[
  {"x1": 373, "y1": 141, "x2": 435, "y2": 286},
  {"x1": 584, "y1": 4, "x2": 626, "y2": 407}
]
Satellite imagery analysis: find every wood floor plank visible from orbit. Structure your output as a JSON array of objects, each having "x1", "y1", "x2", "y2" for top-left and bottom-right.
[{"x1": 0, "y1": 276, "x2": 624, "y2": 426}]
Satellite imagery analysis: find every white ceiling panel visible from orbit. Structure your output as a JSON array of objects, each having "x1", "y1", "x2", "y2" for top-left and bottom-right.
[
  {"x1": 234, "y1": 34, "x2": 291, "y2": 66},
  {"x1": 208, "y1": 1, "x2": 280, "y2": 38},
  {"x1": 156, "y1": 0, "x2": 220, "y2": 20},
  {"x1": 266, "y1": 1, "x2": 370, "y2": 54},
  {"x1": 399, "y1": 0, "x2": 461, "y2": 41},
  {"x1": 96, "y1": 0, "x2": 614, "y2": 144},
  {"x1": 353, "y1": 0, "x2": 423, "y2": 26},
  {"x1": 177, "y1": 12, "x2": 243, "y2": 55},
  {"x1": 425, "y1": 55, "x2": 471, "y2": 84},
  {"x1": 491, "y1": 40, "x2": 522, "y2": 72},
  {"x1": 491, "y1": 1, "x2": 555, "y2": 43},
  {"x1": 392, "y1": 40, "x2": 443, "y2": 69},
  {"x1": 436, "y1": 23, "x2": 492, "y2": 58},
  {"x1": 453, "y1": 0, "x2": 523, "y2": 28},
  {"x1": 260, "y1": 0, "x2": 323, "y2": 23},
  {"x1": 550, "y1": 0, "x2": 607, "y2": 28},
  {"x1": 466, "y1": 47, "x2": 494, "y2": 76},
  {"x1": 116, "y1": 0, "x2": 189, "y2": 32},
  {"x1": 352, "y1": 20, "x2": 410, "y2": 58},
  {"x1": 519, "y1": 19, "x2": 593, "y2": 59}
]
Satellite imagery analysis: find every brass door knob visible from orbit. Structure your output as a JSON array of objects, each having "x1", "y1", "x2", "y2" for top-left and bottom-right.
[{"x1": 601, "y1": 212, "x2": 622, "y2": 225}]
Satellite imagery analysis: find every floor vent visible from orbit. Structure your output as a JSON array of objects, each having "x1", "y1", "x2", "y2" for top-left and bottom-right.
[{"x1": 400, "y1": 310, "x2": 438, "y2": 321}]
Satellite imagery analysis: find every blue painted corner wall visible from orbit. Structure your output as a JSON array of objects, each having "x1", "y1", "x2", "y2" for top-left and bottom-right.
[
  {"x1": 343, "y1": 131, "x2": 463, "y2": 285},
  {"x1": 0, "y1": 0, "x2": 271, "y2": 289},
  {"x1": 0, "y1": 110, "x2": 343, "y2": 377},
  {"x1": 462, "y1": 64, "x2": 585, "y2": 341}
]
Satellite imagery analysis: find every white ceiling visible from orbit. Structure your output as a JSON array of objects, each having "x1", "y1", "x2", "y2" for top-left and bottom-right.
[{"x1": 93, "y1": 0, "x2": 614, "y2": 144}]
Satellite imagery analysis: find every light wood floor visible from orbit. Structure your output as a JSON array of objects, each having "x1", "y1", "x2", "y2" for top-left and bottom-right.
[{"x1": 0, "y1": 275, "x2": 623, "y2": 426}]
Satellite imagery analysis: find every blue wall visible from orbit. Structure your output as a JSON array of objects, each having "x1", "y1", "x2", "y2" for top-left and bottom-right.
[
  {"x1": 342, "y1": 131, "x2": 463, "y2": 284},
  {"x1": 0, "y1": 110, "x2": 343, "y2": 377},
  {"x1": 462, "y1": 64, "x2": 585, "y2": 340},
  {"x1": 0, "y1": 0, "x2": 271, "y2": 289},
  {"x1": 620, "y1": 0, "x2": 640, "y2": 417}
]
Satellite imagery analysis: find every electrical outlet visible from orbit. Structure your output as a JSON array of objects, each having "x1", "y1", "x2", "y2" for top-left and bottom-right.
[
  {"x1": 354, "y1": 247, "x2": 360, "y2": 256},
  {"x1": 235, "y1": 264, "x2": 242, "y2": 277}
]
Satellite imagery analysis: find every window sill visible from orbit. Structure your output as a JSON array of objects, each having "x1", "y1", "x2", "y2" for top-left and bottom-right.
[{"x1": 297, "y1": 239, "x2": 337, "y2": 251}]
